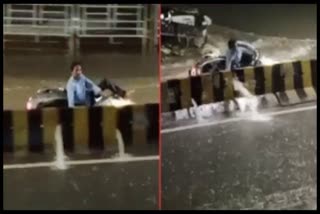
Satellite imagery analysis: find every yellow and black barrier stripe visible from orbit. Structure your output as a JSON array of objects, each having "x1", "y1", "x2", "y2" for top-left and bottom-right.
[
  {"x1": 233, "y1": 59, "x2": 317, "y2": 104},
  {"x1": 161, "y1": 59, "x2": 316, "y2": 112},
  {"x1": 234, "y1": 59, "x2": 316, "y2": 94},
  {"x1": 3, "y1": 107, "x2": 117, "y2": 153},
  {"x1": 161, "y1": 71, "x2": 235, "y2": 112},
  {"x1": 3, "y1": 103, "x2": 159, "y2": 154},
  {"x1": 117, "y1": 103, "x2": 159, "y2": 146},
  {"x1": 4, "y1": 109, "x2": 50, "y2": 153},
  {"x1": 60, "y1": 106, "x2": 118, "y2": 152}
]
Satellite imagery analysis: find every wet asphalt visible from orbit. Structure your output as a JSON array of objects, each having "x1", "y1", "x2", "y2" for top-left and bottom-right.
[{"x1": 161, "y1": 103, "x2": 317, "y2": 210}]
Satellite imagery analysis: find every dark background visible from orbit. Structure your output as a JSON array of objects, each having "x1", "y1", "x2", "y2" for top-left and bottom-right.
[{"x1": 166, "y1": 4, "x2": 317, "y2": 39}]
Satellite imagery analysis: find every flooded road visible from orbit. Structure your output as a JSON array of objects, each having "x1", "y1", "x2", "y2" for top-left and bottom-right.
[
  {"x1": 4, "y1": 53, "x2": 159, "y2": 110},
  {"x1": 162, "y1": 103, "x2": 317, "y2": 210},
  {"x1": 4, "y1": 160, "x2": 158, "y2": 210},
  {"x1": 168, "y1": 4, "x2": 316, "y2": 40},
  {"x1": 162, "y1": 23, "x2": 317, "y2": 81},
  {"x1": 162, "y1": 4, "x2": 316, "y2": 81}
]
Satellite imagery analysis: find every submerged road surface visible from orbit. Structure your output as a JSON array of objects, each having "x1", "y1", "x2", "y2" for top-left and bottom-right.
[
  {"x1": 162, "y1": 103, "x2": 317, "y2": 210},
  {"x1": 4, "y1": 159, "x2": 158, "y2": 210}
]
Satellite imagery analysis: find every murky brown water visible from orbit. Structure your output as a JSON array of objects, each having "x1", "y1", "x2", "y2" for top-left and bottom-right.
[{"x1": 3, "y1": 52, "x2": 159, "y2": 110}]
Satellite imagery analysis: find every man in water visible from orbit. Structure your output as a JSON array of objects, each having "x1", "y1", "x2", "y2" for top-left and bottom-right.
[
  {"x1": 225, "y1": 39, "x2": 259, "y2": 71},
  {"x1": 66, "y1": 61, "x2": 102, "y2": 108},
  {"x1": 66, "y1": 62, "x2": 127, "y2": 108}
]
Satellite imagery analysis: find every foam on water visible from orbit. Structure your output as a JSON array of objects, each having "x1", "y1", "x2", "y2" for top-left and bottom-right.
[
  {"x1": 162, "y1": 22, "x2": 316, "y2": 80},
  {"x1": 111, "y1": 99, "x2": 134, "y2": 107},
  {"x1": 110, "y1": 129, "x2": 133, "y2": 160},
  {"x1": 191, "y1": 98, "x2": 206, "y2": 123},
  {"x1": 205, "y1": 26, "x2": 316, "y2": 64},
  {"x1": 53, "y1": 125, "x2": 68, "y2": 170},
  {"x1": 233, "y1": 79, "x2": 272, "y2": 122},
  {"x1": 162, "y1": 59, "x2": 196, "y2": 70},
  {"x1": 259, "y1": 56, "x2": 279, "y2": 66}
]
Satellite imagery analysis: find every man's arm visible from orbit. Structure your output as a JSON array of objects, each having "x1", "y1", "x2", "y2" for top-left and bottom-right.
[
  {"x1": 66, "y1": 80, "x2": 75, "y2": 107},
  {"x1": 225, "y1": 50, "x2": 233, "y2": 71},
  {"x1": 237, "y1": 41, "x2": 255, "y2": 51},
  {"x1": 84, "y1": 76, "x2": 102, "y2": 95},
  {"x1": 237, "y1": 41, "x2": 258, "y2": 59}
]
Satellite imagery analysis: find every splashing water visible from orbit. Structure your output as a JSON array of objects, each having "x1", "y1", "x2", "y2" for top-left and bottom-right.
[
  {"x1": 233, "y1": 79, "x2": 255, "y2": 98},
  {"x1": 259, "y1": 56, "x2": 279, "y2": 66},
  {"x1": 53, "y1": 125, "x2": 68, "y2": 170},
  {"x1": 191, "y1": 98, "x2": 206, "y2": 122},
  {"x1": 233, "y1": 79, "x2": 271, "y2": 122},
  {"x1": 99, "y1": 97, "x2": 135, "y2": 108},
  {"x1": 116, "y1": 129, "x2": 126, "y2": 157},
  {"x1": 111, "y1": 129, "x2": 133, "y2": 160},
  {"x1": 110, "y1": 98, "x2": 135, "y2": 108},
  {"x1": 201, "y1": 44, "x2": 221, "y2": 58},
  {"x1": 162, "y1": 21, "x2": 316, "y2": 82}
]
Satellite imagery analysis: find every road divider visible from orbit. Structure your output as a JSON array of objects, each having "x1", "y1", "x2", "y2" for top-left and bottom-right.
[
  {"x1": 3, "y1": 103, "x2": 159, "y2": 155},
  {"x1": 161, "y1": 59, "x2": 317, "y2": 113}
]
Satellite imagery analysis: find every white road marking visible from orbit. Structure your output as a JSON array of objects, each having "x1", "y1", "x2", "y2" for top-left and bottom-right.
[
  {"x1": 161, "y1": 105, "x2": 317, "y2": 134},
  {"x1": 3, "y1": 155, "x2": 159, "y2": 170},
  {"x1": 4, "y1": 162, "x2": 55, "y2": 169}
]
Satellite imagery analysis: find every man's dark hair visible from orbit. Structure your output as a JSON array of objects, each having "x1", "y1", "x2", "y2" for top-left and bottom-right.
[
  {"x1": 228, "y1": 39, "x2": 237, "y2": 49},
  {"x1": 70, "y1": 61, "x2": 82, "y2": 71}
]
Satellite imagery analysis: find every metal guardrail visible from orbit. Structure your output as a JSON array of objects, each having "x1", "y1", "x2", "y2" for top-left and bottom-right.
[
  {"x1": 77, "y1": 4, "x2": 146, "y2": 38},
  {"x1": 3, "y1": 4, "x2": 158, "y2": 53},
  {"x1": 3, "y1": 4, "x2": 149, "y2": 37},
  {"x1": 3, "y1": 4, "x2": 73, "y2": 37}
]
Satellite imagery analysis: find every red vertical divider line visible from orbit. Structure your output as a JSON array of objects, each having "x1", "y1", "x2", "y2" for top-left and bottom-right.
[{"x1": 158, "y1": 3, "x2": 162, "y2": 211}]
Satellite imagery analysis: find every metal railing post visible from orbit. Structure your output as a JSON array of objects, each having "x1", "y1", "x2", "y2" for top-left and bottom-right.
[
  {"x1": 64, "y1": 5, "x2": 68, "y2": 35},
  {"x1": 39, "y1": 4, "x2": 43, "y2": 25},
  {"x1": 33, "y1": 4, "x2": 39, "y2": 43},
  {"x1": 154, "y1": 5, "x2": 159, "y2": 47},
  {"x1": 32, "y1": 4, "x2": 36, "y2": 26},
  {"x1": 82, "y1": 5, "x2": 87, "y2": 36},
  {"x1": 75, "y1": 5, "x2": 80, "y2": 57},
  {"x1": 136, "y1": 4, "x2": 142, "y2": 36},
  {"x1": 110, "y1": 4, "x2": 117, "y2": 44},
  {"x1": 3, "y1": 5, "x2": 7, "y2": 47},
  {"x1": 149, "y1": 4, "x2": 158, "y2": 51},
  {"x1": 69, "y1": 5, "x2": 74, "y2": 57},
  {"x1": 69, "y1": 5, "x2": 80, "y2": 58},
  {"x1": 141, "y1": 4, "x2": 148, "y2": 55},
  {"x1": 107, "y1": 5, "x2": 112, "y2": 44},
  {"x1": 3, "y1": 4, "x2": 5, "y2": 16},
  {"x1": 7, "y1": 4, "x2": 11, "y2": 25},
  {"x1": 4, "y1": 4, "x2": 150, "y2": 53}
]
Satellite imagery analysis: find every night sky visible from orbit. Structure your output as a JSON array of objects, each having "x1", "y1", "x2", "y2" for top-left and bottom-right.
[{"x1": 163, "y1": 4, "x2": 317, "y2": 39}]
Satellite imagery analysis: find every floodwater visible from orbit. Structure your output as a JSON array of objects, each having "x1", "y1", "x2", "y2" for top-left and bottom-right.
[
  {"x1": 3, "y1": 52, "x2": 159, "y2": 110},
  {"x1": 162, "y1": 4, "x2": 317, "y2": 81},
  {"x1": 162, "y1": 23, "x2": 316, "y2": 81},
  {"x1": 162, "y1": 104, "x2": 317, "y2": 210},
  {"x1": 161, "y1": 4, "x2": 317, "y2": 210},
  {"x1": 168, "y1": 4, "x2": 316, "y2": 40},
  {"x1": 3, "y1": 51, "x2": 160, "y2": 210}
]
